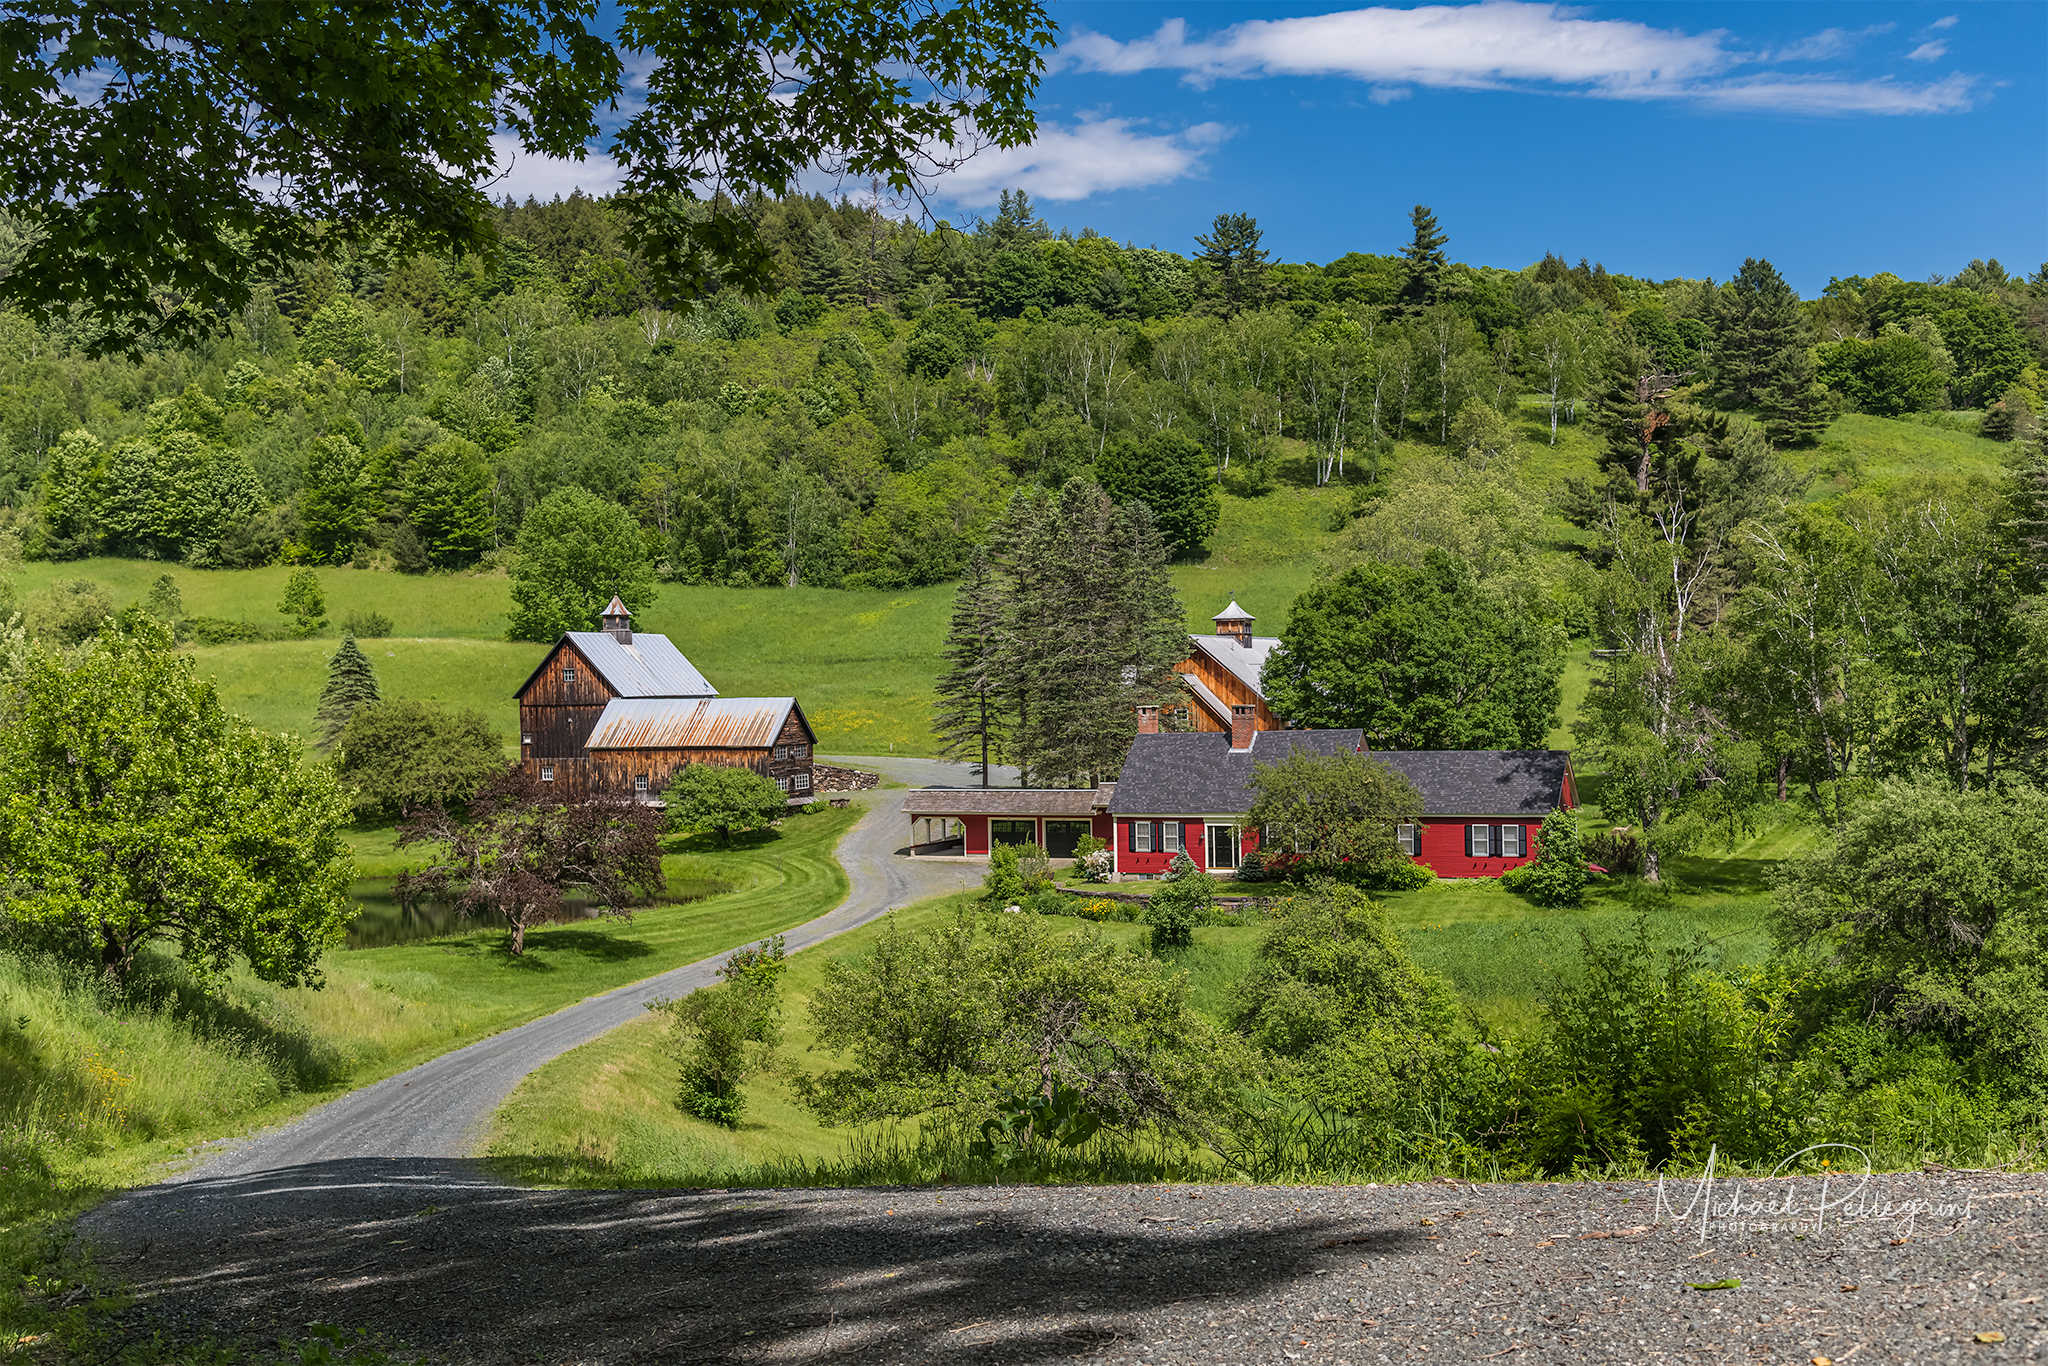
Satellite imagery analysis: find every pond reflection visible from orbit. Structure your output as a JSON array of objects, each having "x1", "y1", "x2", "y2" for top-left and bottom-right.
[{"x1": 344, "y1": 877, "x2": 735, "y2": 949}]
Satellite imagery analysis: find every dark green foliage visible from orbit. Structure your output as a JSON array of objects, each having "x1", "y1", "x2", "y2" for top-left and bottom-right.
[
  {"x1": 1094, "y1": 429, "x2": 1221, "y2": 556},
  {"x1": 1240, "y1": 749, "x2": 1423, "y2": 884},
  {"x1": 315, "y1": 634, "x2": 382, "y2": 750},
  {"x1": 332, "y1": 698, "x2": 506, "y2": 817},
  {"x1": 981, "y1": 841, "x2": 1052, "y2": 905},
  {"x1": 1815, "y1": 330, "x2": 1953, "y2": 415},
  {"x1": 299, "y1": 435, "x2": 373, "y2": 563},
  {"x1": 341, "y1": 608, "x2": 393, "y2": 637},
  {"x1": 1516, "y1": 921, "x2": 1804, "y2": 1170},
  {"x1": 651, "y1": 936, "x2": 788, "y2": 1126},
  {"x1": 801, "y1": 911, "x2": 1247, "y2": 1142},
  {"x1": 1396, "y1": 206, "x2": 1449, "y2": 314},
  {"x1": 277, "y1": 567, "x2": 327, "y2": 637},
  {"x1": 1774, "y1": 778, "x2": 2048, "y2": 1084},
  {"x1": 1756, "y1": 344, "x2": 1833, "y2": 448},
  {"x1": 1229, "y1": 882, "x2": 1460, "y2": 1115},
  {"x1": 1263, "y1": 552, "x2": 1565, "y2": 748},
  {"x1": 1144, "y1": 863, "x2": 1216, "y2": 949},
  {"x1": 1195, "y1": 213, "x2": 1270, "y2": 316},
  {"x1": 931, "y1": 545, "x2": 1007, "y2": 784},
  {"x1": 984, "y1": 247, "x2": 1055, "y2": 317},
  {"x1": 402, "y1": 437, "x2": 496, "y2": 568},
  {"x1": 21, "y1": 578, "x2": 111, "y2": 646},
  {"x1": 1710, "y1": 258, "x2": 1806, "y2": 411},
  {"x1": 665, "y1": 762, "x2": 790, "y2": 846},
  {"x1": 507, "y1": 486, "x2": 655, "y2": 642},
  {"x1": 1499, "y1": 808, "x2": 1588, "y2": 907}
]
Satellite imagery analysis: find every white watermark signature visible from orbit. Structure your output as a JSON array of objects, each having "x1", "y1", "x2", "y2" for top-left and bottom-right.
[{"x1": 1652, "y1": 1145, "x2": 1974, "y2": 1243}]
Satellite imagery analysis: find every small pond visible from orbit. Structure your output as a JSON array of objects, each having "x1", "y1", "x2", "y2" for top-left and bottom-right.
[{"x1": 344, "y1": 877, "x2": 735, "y2": 949}]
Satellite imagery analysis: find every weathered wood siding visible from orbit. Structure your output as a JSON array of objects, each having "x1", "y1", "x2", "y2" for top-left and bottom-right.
[
  {"x1": 1177, "y1": 651, "x2": 1281, "y2": 732},
  {"x1": 519, "y1": 642, "x2": 616, "y2": 762}
]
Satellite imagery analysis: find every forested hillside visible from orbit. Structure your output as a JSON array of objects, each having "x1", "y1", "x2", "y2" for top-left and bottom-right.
[{"x1": 1, "y1": 193, "x2": 2040, "y2": 609}]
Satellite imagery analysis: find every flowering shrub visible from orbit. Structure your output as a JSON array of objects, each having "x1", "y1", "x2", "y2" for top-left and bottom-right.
[{"x1": 1080, "y1": 849, "x2": 1115, "y2": 881}]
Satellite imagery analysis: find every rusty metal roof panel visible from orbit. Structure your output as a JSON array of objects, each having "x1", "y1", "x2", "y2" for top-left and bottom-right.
[
  {"x1": 564, "y1": 631, "x2": 718, "y2": 698},
  {"x1": 584, "y1": 697, "x2": 795, "y2": 750}
]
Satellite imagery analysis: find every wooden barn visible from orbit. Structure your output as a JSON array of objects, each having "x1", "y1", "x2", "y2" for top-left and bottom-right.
[
  {"x1": 515, "y1": 597, "x2": 817, "y2": 801},
  {"x1": 1157, "y1": 601, "x2": 1287, "y2": 735}
]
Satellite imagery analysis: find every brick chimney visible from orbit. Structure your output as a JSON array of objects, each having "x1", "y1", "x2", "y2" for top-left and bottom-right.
[
  {"x1": 1213, "y1": 600, "x2": 1255, "y2": 648},
  {"x1": 1135, "y1": 704, "x2": 1160, "y2": 734},
  {"x1": 600, "y1": 594, "x2": 633, "y2": 644},
  {"x1": 1230, "y1": 704, "x2": 1257, "y2": 751}
]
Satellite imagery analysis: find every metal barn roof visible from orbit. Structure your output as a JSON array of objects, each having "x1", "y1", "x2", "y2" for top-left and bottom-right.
[
  {"x1": 584, "y1": 697, "x2": 805, "y2": 750},
  {"x1": 562, "y1": 631, "x2": 718, "y2": 698}
]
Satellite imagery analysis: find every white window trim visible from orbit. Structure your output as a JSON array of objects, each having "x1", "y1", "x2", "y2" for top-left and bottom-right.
[
  {"x1": 794, "y1": 772, "x2": 812, "y2": 791},
  {"x1": 1469, "y1": 823, "x2": 1490, "y2": 858},
  {"x1": 1501, "y1": 824, "x2": 1524, "y2": 858},
  {"x1": 1397, "y1": 823, "x2": 1419, "y2": 857},
  {"x1": 1134, "y1": 821, "x2": 1153, "y2": 854},
  {"x1": 1162, "y1": 821, "x2": 1181, "y2": 854},
  {"x1": 540, "y1": 764, "x2": 555, "y2": 782}
]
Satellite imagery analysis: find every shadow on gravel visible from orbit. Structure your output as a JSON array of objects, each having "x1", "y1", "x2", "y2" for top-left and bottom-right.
[{"x1": 87, "y1": 1160, "x2": 1424, "y2": 1364}]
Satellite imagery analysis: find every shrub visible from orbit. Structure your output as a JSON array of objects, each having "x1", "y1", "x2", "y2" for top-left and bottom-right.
[
  {"x1": 342, "y1": 608, "x2": 393, "y2": 637},
  {"x1": 982, "y1": 842, "x2": 1052, "y2": 906},
  {"x1": 277, "y1": 566, "x2": 327, "y2": 637},
  {"x1": 1499, "y1": 808, "x2": 1588, "y2": 906},
  {"x1": 332, "y1": 698, "x2": 506, "y2": 817},
  {"x1": 1585, "y1": 825, "x2": 1643, "y2": 876},
  {"x1": 651, "y1": 936, "x2": 787, "y2": 1127},
  {"x1": 665, "y1": 763, "x2": 789, "y2": 846},
  {"x1": 1354, "y1": 859, "x2": 1436, "y2": 892},
  {"x1": 1079, "y1": 848, "x2": 1115, "y2": 881},
  {"x1": 1146, "y1": 865, "x2": 1216, "y2": 949},
  {"x1": 1233, "y1": 848, "x2": 1269, "y2": 882},
  {"x1": 22, "y1": 578, "x2": 112, "y2": 646}
]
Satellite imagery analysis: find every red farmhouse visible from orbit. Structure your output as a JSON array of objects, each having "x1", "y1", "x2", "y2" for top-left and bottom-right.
[{"x1": 1108, "y1": 721, "x2": 1576, "y2": 880}]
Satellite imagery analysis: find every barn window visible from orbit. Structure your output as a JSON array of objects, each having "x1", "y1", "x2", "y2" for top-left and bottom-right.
[
  {"x1": 793, "y1": 772, "x2": 812, "y2": 791},
  {"x1": 540, "y1": 764, "x2": 555, "y2": 782},
  {"x1": 793, "y1": 744, "x2": 809, "y2": 760},
  {"x1": 776, "y1": 775, "x2": 791, "y2": 792},
  {"x1": 522, "y1": 734, "x2": 532, "y2": 747},
  {"x1": 563, "y1": 664, "x2": 577, "y2": 684},
  {"x1": 774, "y1": 745, "x2": 789, "y2": 759},
  {"x1": 634, "y1": 775, "x2": 649, "y2": 798},
  {"x1": 1397, "y1": 823, "x2": 1419, "y2": 856}
]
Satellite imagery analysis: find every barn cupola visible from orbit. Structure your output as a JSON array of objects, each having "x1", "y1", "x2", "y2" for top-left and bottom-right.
[
  {"x1": 600, "y1": 594, "x2": 633, "y2": 644},
  {"x1": 1213, "y1": 600, "x2": 1255, "y2": 648}
]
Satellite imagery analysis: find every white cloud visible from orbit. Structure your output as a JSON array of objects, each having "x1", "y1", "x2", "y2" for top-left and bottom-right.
[
  {"x1": 1906, "y1": 40, "x2": 1949, "y2": 62},
  {"x1": 1768, "y1": 24, "x2": 1893, "y2": 62},
  {"x1": 1369, "y1": 85, "x2": 1413, "y2": 104},
  {"x1": 1064, "y1": 2, "x2": 1979, "y2": 114},
  {"x1": 1929, "y1": 14, "x2": 1960, "y2": 29},
  {"x1": 486, "y1": 133, "x2": 622, "y2": 201},
  {"x1": 925, "y1": 119, "x2": 1232, "y2": 207}
]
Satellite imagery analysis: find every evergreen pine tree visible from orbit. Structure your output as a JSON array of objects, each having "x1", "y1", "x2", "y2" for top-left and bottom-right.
[
  {"x1": 931, "y1": 545, "x2": 1008, "y2": 787},
  {"x1": 300, "y1": 434, "x2": 371, "y2": 563},
  {"x1": 1397, "y1": 205, "x2": 1449, "y2": 314},
  {"x1": 1756, "y1": 343, "x2": 1833, "y2": 449},
  {"x1": 1711, "y1": 258, "x2": 1806, "y2": 411},
  {"x1": 801, "y1": 220, "x2": 857, "y2": 307},
  {"x1": 1193, "y1": 213, "x2": 1270, "y2": 316},
  {"x1": 316, "y1": 633, "x2": 381, "y2": 749}
]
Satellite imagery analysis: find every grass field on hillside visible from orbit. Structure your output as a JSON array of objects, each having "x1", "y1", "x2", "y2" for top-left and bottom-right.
[{"x1": 194, "y1": 637, "x2": 548, "y2": 746}]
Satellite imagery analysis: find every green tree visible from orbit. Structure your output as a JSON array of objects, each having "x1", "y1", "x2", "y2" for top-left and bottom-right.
[
  {"x1": 507, "y1": 485, "x2": 655, "y2": 641},
  {"x1": 99, "y1": 434, "x2": 211, "y2": 561},
  {"x1": 403, "y1": 437, "x2": 496, "y2": 568},
  {"x1": 1499, "y1": 808, "x2": 1588, "y2": 906},
  {"x1": 299, "y1": 297, "x2": 394, "y2": 387},
  {"x1": 1144, "y1": 861, "x2": 1216, "y2": 950},
  {"x1": 332, "y1": 698, "x2": 506, "y2": 817},
  {"x1": 34, "y1": 429, "x2": 104, "y2": 559},
  {"x1": 278, "y1": 567, "x2": 327, "y2": 638},
  {"x1": 0, "y1": 622, "x2": 355, "y2": 984},
  {"x1": 22, "y1": 578, "x2": 113, "y2": 647},
  {"x1": 1814, "y1": 330, "x2": 1952, "y2": 416},
  {"x1": 1263, "y1": 552, "x2": 1565, "y2": 748},
  {"x1": 1710, "y1": 258, "x2": 1805, "y2": 411},
  {"x1": 1095, "y1": 430, "x2": 1221, "y2": 557},
  {"x1": 932, "y1": 545, "x2": 1009, "y2": 786},
  {"x1": 800, "y1": 911, "x2": 1246, "y2": 1142},
  {"x1": 1193, "y1": 213, "x2": 1270, "y2": 317},
  {"x1": 1239, "y1": 749, "x2": 1424, "y2": 883},
  {"x1": 650, "y1": 936, "x2": 789, "y2": 1125},
  {"x1": 1774, "y1": 777, "x2": 2048, "y2": 1084},
  {"x1": 299, "y1": 434, "x2": 373, "y2": 563},
  {"x1": 1229, "y1": 881, "x2": 1460, "y2": 1114},
  {"x1": 665, "y1": 762, "x2": 791, "y2": 846},
  {"x1": 1396, "y1": 205, "x2": 1449, "y2": 315},
  {"x1": 315, "y1": 634, "x2": 382, "y2": 750},
  {"x1": 1756, "y1": 344, "x2": 1833, "y2": 448}
]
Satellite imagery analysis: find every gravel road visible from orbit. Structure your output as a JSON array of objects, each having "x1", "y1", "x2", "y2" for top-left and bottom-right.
[{"x1": 79, "y1": 1165, "x2": 2048, "y2": 1363}]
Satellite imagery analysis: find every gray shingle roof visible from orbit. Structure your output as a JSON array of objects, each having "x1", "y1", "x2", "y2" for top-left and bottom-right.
[
  {"x1": 1108, "y1": 733, "x2": 1572, "y2": 818},
  {"x1": 1109, "y1": 730, "x2": 1365, "y2": 815},
  {"x1": 902, "y1": 788, "x2": 1114, "y2": 817},
  {"x1": 564, "y1": 631, "x2": 718, "y2": 698}
]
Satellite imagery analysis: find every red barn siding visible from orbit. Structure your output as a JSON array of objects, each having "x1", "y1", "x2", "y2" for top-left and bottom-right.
[{"x1": 1413, "y1": 817, "x2": 1540, "y2": 879}]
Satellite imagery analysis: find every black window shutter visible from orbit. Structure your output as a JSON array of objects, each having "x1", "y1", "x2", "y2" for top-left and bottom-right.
[{"x1": 1491, "y1": 825, "x2": 1502, "y2": 858}]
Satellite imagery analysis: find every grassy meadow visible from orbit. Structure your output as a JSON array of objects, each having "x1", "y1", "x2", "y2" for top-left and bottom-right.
[{"x1": 485, "y1": 806, "x2": 1813, "y2": 1188}]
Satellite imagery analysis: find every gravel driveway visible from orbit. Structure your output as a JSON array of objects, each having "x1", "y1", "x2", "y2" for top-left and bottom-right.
[{"x1": 80, "y1": 1165, "x2": 2048, "y2": 1363}]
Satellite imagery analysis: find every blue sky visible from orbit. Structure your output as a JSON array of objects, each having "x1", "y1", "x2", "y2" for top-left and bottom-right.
[{"x1": 505, "y1": 2, "x2": 2048, "y2": 295}]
